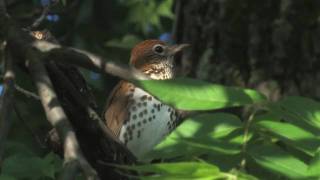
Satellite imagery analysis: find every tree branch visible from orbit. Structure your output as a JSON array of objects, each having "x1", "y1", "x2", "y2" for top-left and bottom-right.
[
  {"x1": 0, "y1": 48, "x2": 15, "y2": 164},
  {"x1": 0, "y1": 3, "x2": 138, "y2": 177},
  {"x1": 14, "y1": 84, "x2": 40, "y2": 100},
  {"x1": 32, "y1": 40, "x2": 150, "y2": 81},
  {"x1": 27, "y1": 50, "x2": 99, "y2": 180},
  {"x1": 30, "y1": 5, "x2": 51, "y2": 29}
]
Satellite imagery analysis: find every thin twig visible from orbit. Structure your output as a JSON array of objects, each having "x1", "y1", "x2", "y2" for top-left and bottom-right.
[
  {"x1": 0, "y1": 48, "x2": 15, "y2": 164},
  {"x1": 0, "y1": 76, "x2": 39, "y2": 100},
  {"x1": 14, "y1": 84, "x2": 40, "y2": 100},
  {"x1": 30, "y1": 6, "x2": 50, "y2": 29},
  {"x1": 239, "y1": 108, "x2": 258, "y2": 170},
  {"x1": 27, "y1": 50, "x2": 99, "y2": 180},
  {"x1": 30, "y1": 0, "x2": 59, "y2": 29}
]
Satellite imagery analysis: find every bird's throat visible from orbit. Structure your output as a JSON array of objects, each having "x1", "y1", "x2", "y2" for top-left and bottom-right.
[{"x1": 141, "y1": 62, "x2": 175, "y2": 80}]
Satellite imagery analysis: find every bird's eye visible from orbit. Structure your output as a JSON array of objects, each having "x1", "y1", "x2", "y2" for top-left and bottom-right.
[{"x1": 153, "y1": 45, "x2": 164, "y2": 54}]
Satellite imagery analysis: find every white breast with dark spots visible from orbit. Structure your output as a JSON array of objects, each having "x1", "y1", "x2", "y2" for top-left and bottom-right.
[{"x1": 118, "y1": 87, "x2": 178, "y2": 159}]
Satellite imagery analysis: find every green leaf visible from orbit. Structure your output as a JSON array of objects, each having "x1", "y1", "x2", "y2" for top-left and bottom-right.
[
  {"x1": 0, "y1": 175, "x2": 17, "y2": 180},
  {"x1": 145, "y1": 113, "x2": 245, "y2": 160},
  {"x1": 255, "y1": 119, "x2": 320, "y2": 156},
  {"x1": 270, "y1": 96, "x2": 320, "y2": 135},
  {"x1": 248, "y1": 144, "x2": 309, "y2": 179},
  {"x1": 157, "y1": 0, "x2": 174, "y2": 19},
  {"x1": 227, "y1": 170, "x2": 259, "y2": 180},
  {"x1": 114, "y1": 162, "x2": 224, "y2": 180},
  {"x1": 61, "y1": 0, "x2": 67, "y2": 6},
  {"x1": 105, "y1": 34, "x2": 142, "y2": 49},
  {"x1": 3, "y1": 141, "x2": 35, "y2": 157},
  {"x1": 1, "y1": 153, "x2": 61, "y2": 180},
  {"x1": 308, "y1": 148, "x2": 320, "y2": 176},
  {"x1": 42, "y1": 153, "x2": 63, "y2": 178},
  {"x1": 137, "y1": 78, "x2": 266, "y2": 110}
]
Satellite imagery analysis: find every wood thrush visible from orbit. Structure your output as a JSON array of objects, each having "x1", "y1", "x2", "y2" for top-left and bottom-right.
[{"x1": 103, "y1": 40, "x2": 188, "y2": 159}]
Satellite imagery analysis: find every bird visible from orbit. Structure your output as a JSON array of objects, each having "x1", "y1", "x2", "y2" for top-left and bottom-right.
[{"x1": 103, "y1": 39, "x2": 188, "y2": 159}]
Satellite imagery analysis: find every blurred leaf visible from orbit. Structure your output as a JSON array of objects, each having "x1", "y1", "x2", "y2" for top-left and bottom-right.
[
  {"x1": 270, "y1": 96, "x2": 320, "y2": 135},
  {"x1": 157, "y1": 0, "x2": 174, "y2": 19},
  {"x1": 248, "y1": 144, "x2": 309, "y2": 179},
  {"x1": 0, "y1": 175, "x2": 17, "y2": 180},
  {"x1": 1, "y1": 153, "x2": 61, "y2": 180},
  {"x1": 124, "y1": 0, "x2": 174, "y2": 34},
  {"x1": 255, "y1": 119, "x2": 320, "y2": 156},
  {"x1": 4, "y1": 141, "x2": 35, "y2": 157},
  {"x1": 137, "y1": 78, "x2": 266, "y2": 110},
  {"x1": 105, "y1": 34, "x2": 142, "y2": 49},
  {"x1": 43, "y1": 152, "x2": 63, "y2": 177},
  {"x1": 115, "y1": 162, "x2": 224, "y2": 180},
  {"x1": 61, "y1": 0, "x2": 67, "y2": 6},
  {"x1": 145, "y1": 113, "x2": 246, "y2": 160}
]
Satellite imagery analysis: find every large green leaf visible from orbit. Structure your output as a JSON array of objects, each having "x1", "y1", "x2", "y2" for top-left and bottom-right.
[
  {"x1": 308, "y1": 148, "x2": 320, "y2": 177},
  {"x1": 248, "y1": 144, "x2": 310, "y2": 179},
  {"x1": 114, "y1": 162, "x2": 223, "y2": 180},
  {"x1": 255, "y1": 119, "x2": 320, "y2": 156},
  {"x1": 136, "y1": 78, "x2": 266, "y2": 110},
  {"x1": 145, "y1": 113, "x2": 246, "y2": 160},
  {"x1": 270, "y1": 96, "x2": 320, "y2": 135},
  {"x1": 114, "y1": 161, "x2": 258, "y2": 180}
]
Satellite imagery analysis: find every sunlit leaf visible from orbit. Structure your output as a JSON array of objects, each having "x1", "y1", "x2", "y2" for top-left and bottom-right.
[
  {"x1": 137, "y1": 78, "x2": 266, "y2": 110},
  {"x1": 114, "y1": 162, "x2": 224, "y2": 180},
  {"x1": 227, "y1": 170, "x2": 258, "y2": 180},
  {"x1": 248, "y1": 144, "x2": 309, "y2": 179},
  {"x1": 270, "y1": 96, "x2": 320, "y2": 135},
  {"x1": 145, "y1": 113, "x2": 246, "y2": 160},
  {"x1": 308, "y1": 148, "x2": 320, "y2": 176},
  {"x1": 255, "y1": 119, "x2": 320, "y2": 156}
]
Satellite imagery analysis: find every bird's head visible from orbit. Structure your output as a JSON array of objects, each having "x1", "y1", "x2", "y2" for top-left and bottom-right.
[{"x1": 129, "y1": 40, "x2": 189, "y2": 79}]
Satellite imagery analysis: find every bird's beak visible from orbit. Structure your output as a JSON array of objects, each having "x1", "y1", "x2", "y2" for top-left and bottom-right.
[{"x1": 168, "y1": 43, "x2": 190, "y2": 56}]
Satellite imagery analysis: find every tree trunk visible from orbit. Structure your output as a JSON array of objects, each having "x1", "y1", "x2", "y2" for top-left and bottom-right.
[{"x1": 175, "y1": 0, "x2": 320, "y2": 101}]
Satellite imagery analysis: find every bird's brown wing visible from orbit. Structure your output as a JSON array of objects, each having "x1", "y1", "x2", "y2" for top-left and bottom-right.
[{"x1": 103, "y1": 81, "x2": 133, "y2": 137}]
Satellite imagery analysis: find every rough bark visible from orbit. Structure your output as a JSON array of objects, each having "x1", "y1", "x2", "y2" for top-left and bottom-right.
[{"x1": 175, "y1": 0, "x2": 320, "y2": 100}]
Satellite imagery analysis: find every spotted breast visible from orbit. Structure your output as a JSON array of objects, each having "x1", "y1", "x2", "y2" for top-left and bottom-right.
[{"x1": 104, "y1": 40, "x2": 188, "y2": 159}]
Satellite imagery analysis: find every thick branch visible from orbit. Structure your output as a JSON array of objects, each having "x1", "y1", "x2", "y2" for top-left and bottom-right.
[
  {"x1": 32, "y1": 40, "x2": 150, "y2": 81},
  {"x1": 27, "y1": 50, "x2": 99, "y2": 180},
  {"x1": 46, "y1": 62, "x2": 119, "y2": 141},
  {"x1": 0, "y1": 48, "x2": 15, "y2": 164}
]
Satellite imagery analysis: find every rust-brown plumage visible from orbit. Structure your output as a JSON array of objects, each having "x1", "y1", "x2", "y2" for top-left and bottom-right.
[{"x1": 103, "y1": 40, "x2": 188, "y2": 159}]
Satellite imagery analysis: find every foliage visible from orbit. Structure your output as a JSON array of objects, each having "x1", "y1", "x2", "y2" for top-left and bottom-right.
[
  {"x1": 1, "y1": 0, "x2": 320, "y2": 179},
  {"x1": 1, "y1": 0, "x2": 175, "y2": 179},
  {"x1": 120, "y1": 78, "x2": 320, "y2": 179}
]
